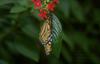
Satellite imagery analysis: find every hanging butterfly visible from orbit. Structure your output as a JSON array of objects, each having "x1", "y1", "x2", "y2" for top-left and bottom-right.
[{"x1": 39, "y1": 13, "x2": 62, "y2": 55}]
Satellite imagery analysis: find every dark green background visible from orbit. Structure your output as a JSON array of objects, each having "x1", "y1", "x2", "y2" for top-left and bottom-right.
[{"x1": 0, "y1": 0, "x2": 100, "y2": 64}]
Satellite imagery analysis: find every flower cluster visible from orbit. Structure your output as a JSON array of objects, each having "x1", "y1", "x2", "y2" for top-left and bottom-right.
[{"x1": 32, "y1": 0, "x2": 59, "y2": 20}]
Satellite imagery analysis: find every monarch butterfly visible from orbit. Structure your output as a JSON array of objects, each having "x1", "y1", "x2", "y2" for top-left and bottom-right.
[{"x1": 39, "y1": 18, "x2": 52, "y2": 55}]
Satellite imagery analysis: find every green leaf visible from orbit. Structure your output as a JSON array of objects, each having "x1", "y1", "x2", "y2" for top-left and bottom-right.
[
  {"x1": 93, "y1": 9, "x2": 100, "y2": 22},
  {"x1": 61, "y1": 45, "x2": 72, "y2": 63},
  {"x1": 17, "y1": 0, "x2": 31, "y2": 7},
  {"x1": 0, "y1": 0, "x2": 15, "y2": 6},
  {"x1": 58, "y1": 0, "x2": 70, "y2": 18},
  {"x1": 63, "y1": 32, "x2": 74, "y2": 50},
  {"x1": 13, "y1": 34, "x2": 40, "y2": 62},
  {"x1": 69, "y1": 0, "x2": 85, "y2": 21},
  {"x1": 0, "y1": 46, "x2": 12, "y2": 63},
  {"x1": 5, "y1": 42, "x2": 17, "y2": 53},
  {"x1": 15, "y1": 43, "x2": 39, "y2": 62},
  {"x1": 48, "y1": 56, "x2": 59, "y2": 64},
  {"x1": 84, "y1": 50, "x2": 100, "y2": 64},
  {"x1": 89, "y1": 54, "x2": 100, "y2": 64},
  {"x1": 67, "y1": 31, "x2": 96, "y2": 51},
  {"x1": 10, "y1": 5, "x2": 27, "y2": 13},
  {"x1": 21, "y1": 24, "x2": 38, "y2": 38},
  {"x1": 9, "y1": 34, "x2": 40, "y2": 62},
  {"x1": 19, "y1": 15, "x2": 39, "y2": 39}
]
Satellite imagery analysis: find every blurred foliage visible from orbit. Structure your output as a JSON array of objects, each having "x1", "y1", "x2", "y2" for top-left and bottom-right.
[{"x1": 0, "y1": 0, "x2": 100, "y2": 64}]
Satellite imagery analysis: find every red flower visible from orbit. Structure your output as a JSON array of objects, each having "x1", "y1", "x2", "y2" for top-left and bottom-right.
[
  {"x1": 47, "y1": 2, "x2": 55, "y2": 11},
  {"x1": 32, "y1": 0, "x2": 42, "y2": 9},
  {"x1": 34, "y1": 1, "x2": 42, "y2": 9},
  {"x1": 38, "y1": 9, "x2": 48, "y2": 20},
  {"x1": 31, "y1": 0, "x2": 59, "y2": 20}
]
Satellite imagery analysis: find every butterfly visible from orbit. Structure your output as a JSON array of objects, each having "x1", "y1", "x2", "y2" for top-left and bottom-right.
[
  {"x1": 39, "y1": 19, "x2": 52, "y2": 55},
  {"x1": 39, "y1": 13, "x2": 62, "y2": 55}
]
